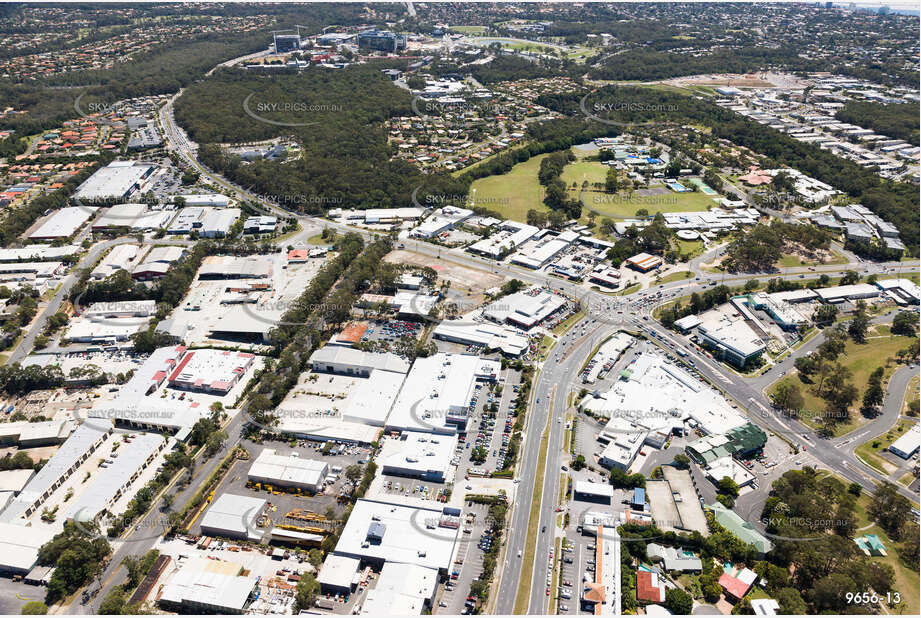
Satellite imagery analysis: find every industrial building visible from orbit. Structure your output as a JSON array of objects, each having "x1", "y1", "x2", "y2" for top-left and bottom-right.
[
  {"x1": 28, "y1": 206, "x2": 96, "y2": 240},
  {"x1": 91, "y1": 244, "x2": 140, "y2": 280},
  {"x1": 199, "y1": 493, "x2": 266, "y2": 541},
  {"x1": 482, "y1": 288, "x2": 567, "y2": 329},
  {"x1": 74, "y1": 160, "x2": 156, "y2": 202},
  {"x1": 360, "y1": 562, "x2": 438, "y2": 616},
  {"x1": 0, "y1": 244, "x2": 79, "y2": 262},
  {"x1": 198, "y1": 255, "x2": 272, "y2": 279},
  {"x1": 66, "y1": 433, "x2": 167, "y2": 523},
  {"x1": 132, "y1": 245, "x2": 185, "y2": 280},
  {"x1": 410, "y1": 206, "x2": 472, "y2": 239},
  {"x1": 248, "y1": 448, "x2": 329, "y2": 492},
  {"x1": 158, "y1": 556, "x2": 259, "y2": 614},
  {"x1": 308, "y1": 346, "x2": 410, "y2": 377},
  {"x1": 875, "y1": 279, "x2": 921, "y2": 305},
  {"x1": 0, "y1": 419, "x2": 72, "y2": 447},
  {"x1": 812, "y1": 283, "x2": 880, "y2": 303},
  {"x1": 317, "y1": 554, "x2": 362, "y2": 594},
  {"x1": 467, "y1": 220, "x2": 538, "y2": 259},
  {"x1": 379, "y1": 431, "x2": 458, "y2": 482},
  {"x1": 173, "y1": 194, "x2": 230, "y2": 207},
  {"x1": 573, "y1": 481, "x2": 614, "y2": 504},
  {"x1": 91, "y1": 203, "x2": 171, "y2": 232},
  {"x1": 331, "y1": 499, "x2": 460, "y2": 573},
  {"x1": 200, "y1": 208, "x2": 241, "y2": 238},
  {"x1": 0, "y1": 423, "x2": 111, "y2": 524},
  {"x1": 386, "y1": 353, "x2": 500, "y2": 434},
  {"x1": 889, "y1": 423, "x2": 920, "y2": 459},
  {"x1": 0, "y1": 522, "x2": 56, "y2": 574},
  {"x1": 167, "y1": 349, "x2": 256, "y2": 395},
  {"x1": 243, "y1": 215, "x2": 277, "y2": 234},
  {"x1": 433, "y1": 319, "x2": 529, "y2": 356}
]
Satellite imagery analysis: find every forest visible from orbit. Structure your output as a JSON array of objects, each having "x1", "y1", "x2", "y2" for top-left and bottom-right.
[
  {"x1": 177, "y1": 66, "x2": 467, "y2": 213},
  {"x1": 836, "y1": 101, "x2": 920, "y2": 146}
]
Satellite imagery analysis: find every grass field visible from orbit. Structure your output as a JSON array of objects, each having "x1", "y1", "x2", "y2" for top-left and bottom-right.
[
  {"x1": 656, "y1": 270, "x2": 694, "y2": 284},
  {"x1": 903, "y1": 374, "x2": 919, "y2": 414},
  {"x1": 581, "y1": 186, "x2": 717, "y2": 219},
  {"x1": 469, "y1": 153, "x2": 550, "y2": 221},
  {"x1": 775, "y1": 249, "x2": 848, "y2": 268},
  {"x1": 768, "y1": 328, "x2": 918, "y2": 436},
  {"x1": 448, "y1": 25, "x2": 487, "y2": 34},
  {"x1": 561, "y1": 160, "x2": 609, "y2": 187}
]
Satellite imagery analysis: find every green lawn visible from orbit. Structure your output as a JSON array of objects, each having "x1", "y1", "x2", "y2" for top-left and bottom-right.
[
  {"x1": 561, "y1": 160, "x2": 609, "y2": 188},
  {"x1": 448, "y1": 25, "x2": 487, "y2": 34},
  {"x1": 775, "y1": 249, "x2": 848, "y2": 268},
  {"x1": 469, "y1": 153, "x2": 550, "y2": 221},
  {"x1": 675, "y1": 239, "x2": 705, "y2": 258},
  {"x1": 580, "y1": 186, "x2": 717, "y2": 219},
  {"x1": 903, "y1": 374, "x2": 919, "y2": 414},
  {"x1": 655, "y1": 270, "x2": 694, "y2": 285},
  {"x1": 768, "y1": 330, "x2": 918, "y2": 436}
]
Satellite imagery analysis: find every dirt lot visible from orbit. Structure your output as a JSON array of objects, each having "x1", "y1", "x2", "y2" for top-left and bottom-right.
[{"x1": 384, "y1": 250, "x2": 505, "y2": 305}]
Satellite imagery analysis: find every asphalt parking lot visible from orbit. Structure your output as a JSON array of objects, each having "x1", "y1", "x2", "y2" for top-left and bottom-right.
[
  {"x1": 0, "y1": 578, "x2": 45, "y2": 614},
  {"x1": 433, "y1": 502, "x2": 491, "y2": 615},
  {"x1": 457, "y1": 368, "x2": 522, "y2": 477}
]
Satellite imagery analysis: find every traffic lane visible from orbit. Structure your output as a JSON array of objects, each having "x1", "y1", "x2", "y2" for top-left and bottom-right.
[{"x1": 529, "y1": 324, "x2": 610, "y2": 613}]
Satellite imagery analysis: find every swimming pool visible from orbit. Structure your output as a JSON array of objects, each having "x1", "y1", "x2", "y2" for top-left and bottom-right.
[{"x1": 666, "y1": 180, "x2": 690, "y2": 192}]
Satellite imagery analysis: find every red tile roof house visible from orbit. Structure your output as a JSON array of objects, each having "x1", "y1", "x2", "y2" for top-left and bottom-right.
[
  {"x1": 719, "y1": 570, "x2": 755, "y2": 602},
  {"x1": 636, "y1": 570, "x2": 666, "y2": 604}
]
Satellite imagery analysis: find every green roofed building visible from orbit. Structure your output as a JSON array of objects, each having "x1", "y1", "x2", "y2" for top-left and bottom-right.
[
  {"x1": 708, "y1": 502, "x2": 773, "y2": 556},
  {"x1": 685, "y1": 422, "x2": 767, "y2": 465},
  {"x1": 855, "y1": 534, "x2": 887, "y2": 556}
]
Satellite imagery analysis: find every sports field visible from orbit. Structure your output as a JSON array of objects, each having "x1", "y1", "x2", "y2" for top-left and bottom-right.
[{"x1": 468, "y1": 153, "x2": 551, "y2": 221}]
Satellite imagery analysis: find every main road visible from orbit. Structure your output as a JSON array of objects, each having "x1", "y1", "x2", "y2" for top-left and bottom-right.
[{"x1": 154, "y1": 74, "x2": 919, "y2": 615}]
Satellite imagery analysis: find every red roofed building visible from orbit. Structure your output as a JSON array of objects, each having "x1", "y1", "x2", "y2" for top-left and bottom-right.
[
  {"x1": 636, "y1": 570, "x2": 666, "y2": 604},
  {"x1": 167, "y1": 349, "x2": 255, "y2": 395},
  {"x1": 719, "y1": 571, "x2": 754, "y2": 602}
]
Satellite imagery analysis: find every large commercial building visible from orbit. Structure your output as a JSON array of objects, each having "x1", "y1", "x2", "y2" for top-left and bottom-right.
[
  {"x1": 482, "y1": 288, "x2": 567, "y2": 329},
  {"x1": 331, "y1": 499, "x2": 461, "y2": 574},
  {"x1": 92, "y1": 203, "x2": 171, "y2": 231},
  {"x1": 696, "y1": 307, "x2": 766, "y2": 368},
  {"x1": 581, "y1": 352, "x2": 747, "y2": 470},
  {"x1": 379, "y1": 431, "x2": 458, "y2": 482},
  {"x1": 357, "y1": 30, "x2": 407, "y2": 52},
  {"x1": 29, "y1": 206, "x2": 96, "y2": 240},
  {"x1": 200, "y1": 493, "x2": 266, "y2": 541},
  {"x1": 74, "y1": 160, "x2": 156, "y2": 202},
  {"x1": 386, "y1": 353, "x2": 500, "y2": 434},
  {"x1": 248, "y1": 448, "x2": 329, "y2": 492},
  {"x1": 360, "y1": 562, "x2": 438, "y2": 616},
  {"x1": 158, "y1": 557, "x2": 259, "y2": 614},
  {"x1": 167, "y1": 349, "x2": 256, "y2": 395},
  {"x1": 432, "y1": 320, "x2": 529, "y2": 356},
  {"x1": 132, "y1": 245, "x2": 186, "y2": 280},
  {"x1": 66, "y1": 433, "x2": 167, "y2": 523},
  {"x1": 875, "y1": 279, "x2": 921, "y2": 305},
  {"x1": 200, "y1": 208, "x2": 242, "y2": 238},
  {"x1": 0, "y1": 424, "x2": 111, "y2": 524}
]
